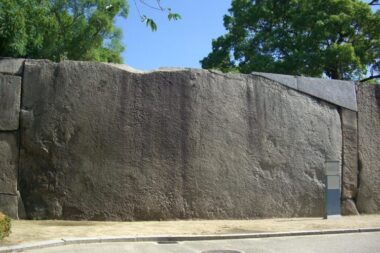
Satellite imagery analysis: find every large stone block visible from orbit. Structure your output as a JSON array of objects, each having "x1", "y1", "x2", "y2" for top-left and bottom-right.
[
  {"x1": 0, "y1": 74, "x2": 21, "y2": 130},
  {"x1": 250, "y1": 73, "x2": 358, "y2": 111},
  {"x1": 0, "y1": 194, "x2": 18, "y2": 219},
  {"x1": 342, "y1": 199, "x2": 359, "y2": 216},
  {"x1": 297, "y1": 77, "x2": 357, "y2": 111},
  {"x1": 0, "y1": 133, "x2": 18, "y2": 194},
  {"x1": 0, "y1": 58, "x2": 24, "y2": 75},
  {"x1": 20, "y1": 60, "x2": 342, "y2": 220},
  {"x1": 251, "y1": 72, "x2": 297, "y2": 90},
  {"x1": 357, "y1": 84, "x2": 380, "y2": 213},
  {"x1": 341, "y1": 109, "x2": 358, "y2": 199}
]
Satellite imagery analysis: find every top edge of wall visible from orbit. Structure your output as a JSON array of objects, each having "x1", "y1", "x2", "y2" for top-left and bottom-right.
[
  {"x1": 251, "y1": 72, "x2": 358, "y2": 111},
  {"x1": 11, "y1": 58, "x2": 358, "y2": 111},
  {"x1": 0, "y1": 57, "x2": 25, "y2": 76},
  {"x1": 22, "y1": 59, "x2": 197, "y2": 74}
]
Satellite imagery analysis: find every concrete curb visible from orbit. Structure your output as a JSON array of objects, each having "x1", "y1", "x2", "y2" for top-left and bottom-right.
[{"x1": 1, "y1": 228, "x2": 380, "y2": 252}]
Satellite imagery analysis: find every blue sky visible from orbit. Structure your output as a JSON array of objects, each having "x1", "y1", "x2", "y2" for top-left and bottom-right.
[
  {"x1": 115, "y1": 1, "x2": 379, "y2": 71},
  {"x1": 115, "y1": 0, "x2": 231, "y2": 70}
]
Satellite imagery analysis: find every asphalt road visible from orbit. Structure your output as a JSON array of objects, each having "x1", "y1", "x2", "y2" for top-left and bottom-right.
[{"x1": 25, "y1": 232, "x2": 380, "y2": 253}]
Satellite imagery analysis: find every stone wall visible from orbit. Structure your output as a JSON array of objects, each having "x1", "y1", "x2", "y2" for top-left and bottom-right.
[
  {"x1": 18, "y1": 60, "x2": 342, "y2": 220},
  {"x1": 0, "y1": 58, "x2": 24, "y2": 219},
  {"x1": 341, "y1": 109, "x2": 360, "y2": 215},
  {"x1": 0, "y1": 58, "x2": 378, "y2": 220},
  {"x1": 357, "y1": 84, "x2": 380, "y2": 213}
]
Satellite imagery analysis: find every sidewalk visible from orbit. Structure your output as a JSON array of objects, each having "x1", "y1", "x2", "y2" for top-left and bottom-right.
[{"x1": 2, "y1": 215, "x2": 380, "y2": 246}]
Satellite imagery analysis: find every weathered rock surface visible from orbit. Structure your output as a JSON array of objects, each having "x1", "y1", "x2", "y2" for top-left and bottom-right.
[
  {"x1": 357, "y1": 84, "x2": 380, "y2": 213},
  {"x1": 251, "y1": 72, "x2": 297, "y2": 90},
  {"x1": 0, "y1": 133, "x2": 18, "y2": 194},
  {"x1": 342, "y1": 199, "x2": 359, "y2": 216},
  {"x1": 20, "y1": 60, "x2": 342, "y2": 220},
  {"x1": 250, "y1": 73, "x2": 357, "y2": 111},
  {"x1": 341, "y1": 109, "x2": 358, "y2": 199},
  {"x1": 0, "y1": 195, "x2": 18, "y2": 219},
  {"x1": 0, "y1": 133, "x2": 19, "y2": 219},
  {"x1": 17, "y1": 190, "x2": 27, "y2": 219},
  {"x1": 297, "y1": 77, "x2": 357, "y2": 111},
  {"x1": 0, "y1": 74, "x2": 21, "y2": 130},
  {"x1": 0, "y1": 58, "x2": 24, "y2": 75}
]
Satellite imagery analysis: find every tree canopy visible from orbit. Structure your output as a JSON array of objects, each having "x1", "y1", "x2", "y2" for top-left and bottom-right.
[
  {"x1": 201, "y1": 0, "x2": 380, "y2": 81},
  {"x1": 0, "y1": 0, "x2": 180, "y2": 63},
  {"x1": 0, "y1": 0, "x2": 130, "y2": 63}
]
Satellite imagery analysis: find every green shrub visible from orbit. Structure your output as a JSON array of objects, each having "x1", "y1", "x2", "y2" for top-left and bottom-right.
[{"x1": 0, "y1": 212, "x2": 11, "y2": 240}]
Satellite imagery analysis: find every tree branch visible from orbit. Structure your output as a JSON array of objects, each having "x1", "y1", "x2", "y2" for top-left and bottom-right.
[
  {"x1": 360, "y1": 74, "x2": 380, "y2": 82},
  {"x1": 369, "y1": 0, "x2": 380, "y2": 6},
  {"x1": 139, "y1": 0, "x2": 164, "y2": 11}
]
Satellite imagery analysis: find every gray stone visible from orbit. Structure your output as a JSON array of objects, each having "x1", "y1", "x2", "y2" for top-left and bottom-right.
[
  {"x1": 17, "y1": 191, "x2": 27, "y2": 219},
  {"x1": 249, "y1": 72, "x2": 357, "y2": 111},
  {"x1": 0, "y1": 58, "x2": 24, "y2": 75},
  {"x1": 341, "y1": 109, "x2": 358, "y2": 199},
  {"x1": 20, "y1": 60, "x2": 342, "y2": 220},
  {"x1": 106, "y1": 63, "x2": 146, "y2": 74},
  {"x1": 0, "y1": 194, "x2": 18, "y2": 219},
  {"x1": 251, "y1": 72, "x2": 297, "y2": 90},
  {"x1": 0, "y1": 74, "x2": 22, "y2": 130},
  {"x1": 0, "y1": 133, "x2": 18, "y2": 194},
  {"x1": 297, "y1": 77, "x2": 357, "y2": 111},
  {"x1": 342, "y1": 199, "x2": 359, "y2": 216},
  {"x1": 357, "y1": 84, "x2": 380, "y2": 213}
]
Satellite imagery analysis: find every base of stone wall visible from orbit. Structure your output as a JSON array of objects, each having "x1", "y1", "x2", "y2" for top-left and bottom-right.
[
  {"x1": 342, "y1": 199, "x2": 360, "y2": 216},
  {"x1": 0, "y1": 194, "x2": 18, "y2": 219}
]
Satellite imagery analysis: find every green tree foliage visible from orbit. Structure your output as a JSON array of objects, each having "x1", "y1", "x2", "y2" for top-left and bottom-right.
[
  {"x1": 0, "y1": 0, "x2": 129, "y2": 63},
  {"x1": 201, "y1": 0, "x2": 380, "y2": 80}
]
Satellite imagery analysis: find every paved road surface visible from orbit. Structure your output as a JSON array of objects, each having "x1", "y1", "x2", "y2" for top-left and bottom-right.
[{"x1": 26, "y1": 232, "x2": 380, "y2": 253}]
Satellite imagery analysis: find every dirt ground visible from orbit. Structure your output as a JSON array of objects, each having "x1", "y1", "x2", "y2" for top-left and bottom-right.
[{"x1": 1, "y1": 215, "x2": 380, "y2": 246}]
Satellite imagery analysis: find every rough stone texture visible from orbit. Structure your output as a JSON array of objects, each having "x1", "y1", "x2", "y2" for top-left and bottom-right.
[
  {"x1": 0, "y1": 133, "x2": 18, "y2": 194},
  {"x1": 297, "y1": 77, "x2": 357, "y2": 111},
  {"x1": 0, "y1": 194, "x2": 18, "y2": 219},
  {"x1": 0, "y1": 58, "x2": 24, "y2": 75},
  {"x1": 341, "y1": 109, "x2": 358, "y2": 199},
  {"x1": 342, "y1": 199, "x2": 360, "y2": 216},
  {"x1": 20, "y1": 60, "x2": 342, "y2": 220},
  {"x1": 107, "y1": 63, "x2": 146, "y2": 74},
  {"x1": 250, "y1": 73, "x2": 357, "y2": 111},
  {"x1": 251, "y1": 72, "x2": 298, "y2": 90},
  {"x1": 0, "y1": 74, "x2": 22, "y2": 130},
  {"x1": 357, "y1": 84, "x2": 380, "y2": 213},
  {"x1": 17, "y1": 191, "x2": 27, "y2": 219}
]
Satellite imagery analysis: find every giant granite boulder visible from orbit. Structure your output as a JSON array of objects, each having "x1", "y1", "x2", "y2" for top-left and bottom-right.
[{"x1": 19, "y1": 60, "x2": 342, "y2": 220}]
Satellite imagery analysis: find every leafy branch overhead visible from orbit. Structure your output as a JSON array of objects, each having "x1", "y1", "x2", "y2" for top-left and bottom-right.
[
  {"x1": 201, "y1": 0, "x2": 380, "y2": 81},
  {"x1": 0, "y1": 0, "x2": 130, "y2": 63},
  {"x1": 133, "y1": 0, "x2": 181, "y2": 31},
  {"x1": 0, "y1": 0, "x2": 180, "y2": 62}
]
